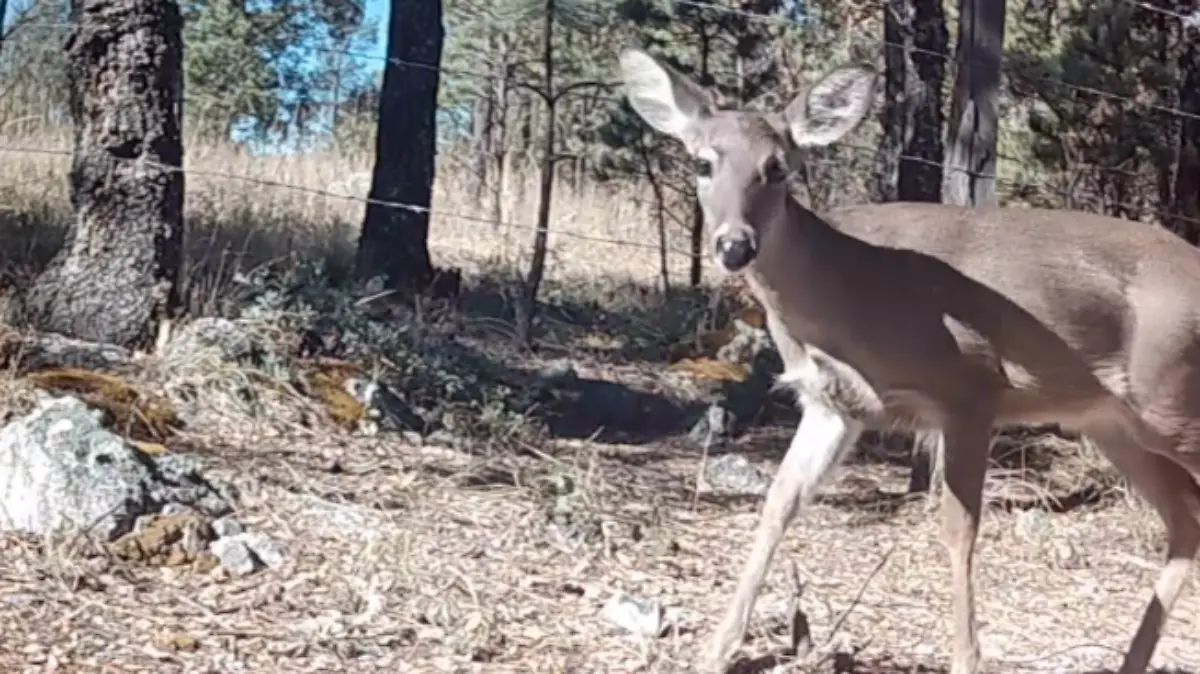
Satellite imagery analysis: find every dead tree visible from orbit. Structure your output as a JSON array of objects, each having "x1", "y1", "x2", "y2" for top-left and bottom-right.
[
  {"x1": 12, "y1": 0, "x2": 184, "y2": 348},
  {"x1": 514, "y1": 0, "x2": 558, "y2": 346}
]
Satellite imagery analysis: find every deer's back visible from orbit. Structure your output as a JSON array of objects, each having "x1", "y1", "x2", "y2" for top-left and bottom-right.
[{"x1": 822, "y1": 202, "x2": 1200, "y2": 411}]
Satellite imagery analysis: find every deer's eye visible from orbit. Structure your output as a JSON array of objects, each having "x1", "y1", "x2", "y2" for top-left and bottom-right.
[
  {"x1": 761, "y1": 156, "x2": 788, "y2": 184},
  {"x1": 693, "y1": 156, "x2": 714, "y2": 178}
]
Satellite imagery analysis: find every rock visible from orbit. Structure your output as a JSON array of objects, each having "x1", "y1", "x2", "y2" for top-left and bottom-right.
[
  {"x1": 238, "y1": 531, "x2": 285, "y2": 569},
  {"x1": 163, "y1": 317, "x2": 260, "y2": 363},
  {"x1": 150, "y1": 453, "x2": 238, "y2": 519},
  {"x1": 539, "y1": 360, "x2": 579, "y2": 386},
  {"x1": 0, "y1": 395, "x2": 234, "y2": 541},
  {"x1": 211, "y1": 536, "x2": 257, "y2": 576},
  {"x1": 704, "y1": 454, "x2": 771, "y2": 496},
  {"x1": 210, "y1": 531, "x2": 285, "y2": 575},
  {"x1": 154, "y1": 632, "x2": 200, "y2": 653},
  {"x1": 109, "y1": 513, "x2": 217, "y2": 567},
  {"x1": 601, "y1": 593, "x2": 664, "y2": 637},
  {"x1": 211, "y1": 515, "x2": 245, "y2": 538},
  {"x1": 160, "y1": 503, "x2": 197, "y2": 517},
  {"x1": 1, "y1": 331, "x2": 136, "y2": 373}
]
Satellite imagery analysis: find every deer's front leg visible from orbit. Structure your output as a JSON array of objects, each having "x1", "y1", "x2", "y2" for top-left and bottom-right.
[{"x1": 702, "y1": 403, "x2": 863, "y2": 672}]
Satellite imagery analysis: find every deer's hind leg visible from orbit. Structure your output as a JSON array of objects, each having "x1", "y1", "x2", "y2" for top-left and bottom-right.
[
  {"x1": 1081, "y1": 416, "x2": 1200, "y2": 674},
  {"x1": 939, "y1": 411, "x2": 992, "y2": 674}
]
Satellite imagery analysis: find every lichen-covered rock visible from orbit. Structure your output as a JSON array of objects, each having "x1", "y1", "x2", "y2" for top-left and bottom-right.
[
  {"x1": 0, "y1": 331, "x2": 136, "y2": 373},
  {"x1": 0, "y1": 395, "x2": 234, "y2": 541},
  {"x1": 704, "y1": 454, "x2": 771, "y2": 496},
  {"x1": 163, "y1": 317, "x2": 261, "y2": 363}
]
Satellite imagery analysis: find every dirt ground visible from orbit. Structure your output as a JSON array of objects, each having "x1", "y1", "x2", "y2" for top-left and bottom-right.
[{"x1": 0, "y1": 410, "x2": 1196, "y2": 674}]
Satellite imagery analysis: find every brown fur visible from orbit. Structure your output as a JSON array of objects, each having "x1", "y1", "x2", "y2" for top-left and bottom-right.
[{"x1": 620, "y1": 48, "x2": 1200, "y2": 674}]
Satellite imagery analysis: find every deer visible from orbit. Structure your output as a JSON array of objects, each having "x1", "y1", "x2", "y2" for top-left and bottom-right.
[{"x1": 618, "y1": 47, "x2": 1200, "y2": 674}]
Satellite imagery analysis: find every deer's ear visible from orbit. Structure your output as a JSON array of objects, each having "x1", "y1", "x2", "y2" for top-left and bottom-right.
[
  {"x1": 619, "y1": 49, "x2": 714, "y2": 138},
  {"x1": 784, "y1": 65, "x2": 878, "y2": 147}
]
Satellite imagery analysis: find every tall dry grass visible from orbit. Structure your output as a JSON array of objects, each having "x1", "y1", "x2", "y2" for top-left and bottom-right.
[{"x1": 0, "y1": 125, "x2": 706, "y2": 317}]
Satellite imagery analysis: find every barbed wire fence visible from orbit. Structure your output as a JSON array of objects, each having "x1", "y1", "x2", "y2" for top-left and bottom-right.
[{"x1": 1, "y1": 1, "x2": 1199, "y2": 300}]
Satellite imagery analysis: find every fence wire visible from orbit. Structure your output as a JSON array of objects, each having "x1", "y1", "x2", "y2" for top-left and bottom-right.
[{"x1": 2, "y1": 0, "x2": 1200, "y2": 270}]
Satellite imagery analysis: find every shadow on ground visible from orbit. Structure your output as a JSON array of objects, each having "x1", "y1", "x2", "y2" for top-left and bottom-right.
[
  {"x1": 725, "y1": 651, "x2": 948, "y2": 674},
  {"x1": 457, "y1": 273, "x2": 715, "y2": 363},
  {"x1": 0, "y1": 207, "x2": 1125, "y2": 508},
  {"x1": 726, "y1": 650, "x2": 1195, "y2": 674}
]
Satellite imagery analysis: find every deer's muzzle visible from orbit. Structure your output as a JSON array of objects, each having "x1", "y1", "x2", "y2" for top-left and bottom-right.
[{"x1": 714, "y1": 232, "x2": 757, "y2": 273}]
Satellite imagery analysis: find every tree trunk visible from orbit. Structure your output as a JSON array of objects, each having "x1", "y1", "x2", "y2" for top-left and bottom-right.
[
  {"x1": 900, "y1": 0, "x2": 947, "y2": 202},
  {"x1": 944, "y1": 0, "x2": 1006, "y2": 207},
  {"x1": 690, "y1": 31, "x2": 712, "y2": 288},
  {"x1": 879, "y1": 0, "x2": 908, "y2": 202},
  {"x1": 356, "y1": 0, "x2": 443, "y2": 293},
  {"x1": 12, "y1": 0, "x2": 184, "y2": 349},
  {"x1": 1171, "y1": 39, "x2": 1200, "y2": 244},
  {"x1": 490, "y1": 38, "x2": 511, "y2": 229},
  {"x1": 514, "y1": 0, "x2": 557, "y2": 346}
]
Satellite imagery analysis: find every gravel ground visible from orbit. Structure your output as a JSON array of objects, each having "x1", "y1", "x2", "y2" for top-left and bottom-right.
[{"x1": 0, "y1": 425, "x2": 1195, "y2": 674}]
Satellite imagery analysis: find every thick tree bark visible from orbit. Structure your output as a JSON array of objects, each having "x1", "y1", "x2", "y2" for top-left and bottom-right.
[
  {"x1": 879, "y1": 0, "x2": 908, "y2": 202},
  {"x1": 880, "y1": 0, "x2": 947, "y2": 204},
  {"x1": 944, "y1": 0, "x2": 1006, "y2": 207},
  {"x1": 1171, "y1": 40, "x2": 1200, "y2": 244},
  {"x1": 11, "y1": 0, "x2": 184, "y2": 348},
  {"x1": 902, "y1": 0, "x2": 948, "y2": 202},
  {"x1": 356, "y1": 0, "x2": 443, "y2": 292}
]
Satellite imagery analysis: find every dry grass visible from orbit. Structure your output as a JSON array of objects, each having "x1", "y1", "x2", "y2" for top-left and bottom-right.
[
  {"x1": 0, "y1": 127, "x2": 1197, "y2": 673},
  {"x1": 0, "y1": 127, "x2": 702, "y2": 305},
  {"x1": 0, "y1": 428, "x2": 1195, "y2": 672}
]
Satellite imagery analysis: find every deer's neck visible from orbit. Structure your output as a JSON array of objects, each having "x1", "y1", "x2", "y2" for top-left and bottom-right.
[{"x1": 744, "y1": 197, "x2": 866, "y2": 343}]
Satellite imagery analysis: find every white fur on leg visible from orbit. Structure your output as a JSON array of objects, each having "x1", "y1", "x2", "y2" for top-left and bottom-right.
[
  {"x1": 782, "y1": 403, "x2": 864, "y2": 496},
  {"x1": 702, "y1": 403, "x2": 863, "y2": 672}
]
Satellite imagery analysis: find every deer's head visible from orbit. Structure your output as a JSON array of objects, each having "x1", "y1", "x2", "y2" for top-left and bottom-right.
[{"x1": 618, "y1": 49, "x2": 878, "y2": 274}]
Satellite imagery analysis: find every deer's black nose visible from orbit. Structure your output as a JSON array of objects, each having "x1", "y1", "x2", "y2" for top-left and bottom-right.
[{"x1": 715, "y1": 235, "x2": 756, "y2": 272}]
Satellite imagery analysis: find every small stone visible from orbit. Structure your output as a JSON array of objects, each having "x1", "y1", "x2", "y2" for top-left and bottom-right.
[
  {"x1": 539, "y1": 360, "x2": 578, "y2": 385},
  {"x1": 155, "y1": 632, "x2": 199, "y2": 652},
  {"x1": 160, "y1": 503, "x2": 196, "y2": 517},
  {"x1": 211, "y1": 516, "x2": 244, "y2": 538},
  {"x1": 239, "y1": 531, "x2": 285, "y2": 569},
  {"x1": 210, "y1": 537, "x2": 256, "y2": 576},
  {"x1": 602, "y1": 593, "x2": 663, "y2": 637},
  {"x1": 704, "y1": 454, "x2": 770, "y2": 496}
]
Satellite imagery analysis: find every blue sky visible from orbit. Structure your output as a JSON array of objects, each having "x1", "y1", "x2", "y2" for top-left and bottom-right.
[
  {"x1": 362, "y1": 0, "x2": 390, "y2": 67},
  {"x1": 2, "y1": 1, "x2": 392, "y2": 67}
]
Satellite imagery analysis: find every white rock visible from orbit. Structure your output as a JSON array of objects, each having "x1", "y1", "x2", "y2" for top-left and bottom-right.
[{"x1": 601, "y1": 593, "x2": 663, "y2": 637}]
